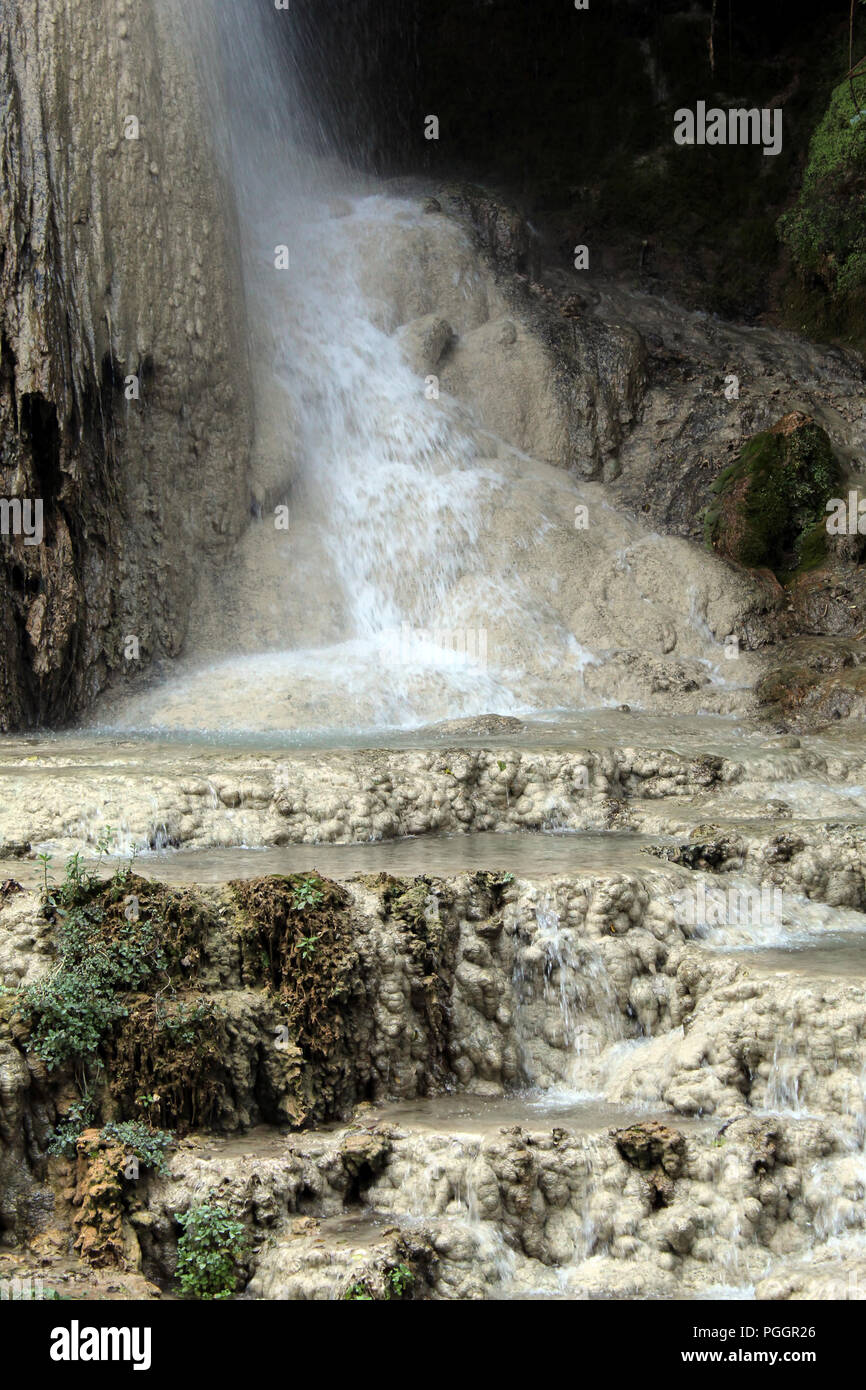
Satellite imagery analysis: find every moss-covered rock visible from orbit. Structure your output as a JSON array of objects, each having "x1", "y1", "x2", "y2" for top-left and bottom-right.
[
  {"x1": 613, "y1": 1119, "x2": 685, "y2": 1209},
  {"x1": 230, "y1": 874, "x2": 363, "y2": 1125},
  {"x1": 779, "y1": 78, "x2": 866, "y2": 327},
  {"x1": 705, "y1": 412, "x2": 841, "y2": 579}
]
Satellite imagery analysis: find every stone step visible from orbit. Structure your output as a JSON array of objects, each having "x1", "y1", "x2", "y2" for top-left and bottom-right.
[
  {"x1": 101, "y1": 1106, "x2": 866, "y2": 1300},
  {"x1": 3, "y1": 732, "x2": 866, "y2": 856}
]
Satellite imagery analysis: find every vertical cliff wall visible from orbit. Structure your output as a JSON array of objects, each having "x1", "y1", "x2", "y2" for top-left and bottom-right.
[{"x1": 0, "y1": 0, "x2": 252, "y2": 729}]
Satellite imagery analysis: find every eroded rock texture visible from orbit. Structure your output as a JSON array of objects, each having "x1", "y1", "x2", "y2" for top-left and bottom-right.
[
  {"x1": 0, "y1": 0, "x2": 251, "y2": 729},
  {"x1": 2, "y1": 863, "x2": 866, "y2": 1299}
]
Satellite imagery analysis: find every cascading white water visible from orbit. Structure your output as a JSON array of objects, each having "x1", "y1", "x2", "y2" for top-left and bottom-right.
[
  {"x1": 512, "y1": 893, "x2": 630, "y2": 1099},
  {"x1": 92, "y1": 0, "x2": 757, "y2": 738}
]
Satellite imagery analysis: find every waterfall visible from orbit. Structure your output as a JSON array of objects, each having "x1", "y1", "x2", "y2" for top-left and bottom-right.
[{"x1": 84, "y1": 0, "x2": 754, "y2": 739}]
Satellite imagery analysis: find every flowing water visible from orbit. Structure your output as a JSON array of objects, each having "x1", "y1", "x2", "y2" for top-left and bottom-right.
[
  {"x1": 85, "y1": 1, "x2": 764, "y2": 740},
  {"x1": 4, "y1": 0, "x2": 866, "y2": 1303}
]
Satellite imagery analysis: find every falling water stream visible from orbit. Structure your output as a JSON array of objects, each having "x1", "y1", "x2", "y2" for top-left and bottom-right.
[{"x1": 87, "y1": 0, "x2": 757, "y2": 740}]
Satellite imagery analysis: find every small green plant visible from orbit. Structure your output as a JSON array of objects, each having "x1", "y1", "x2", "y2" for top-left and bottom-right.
[
  {"x1": 342, "y1": 1263, "x2": 414, "y2": 1300},
  {"x1": 100, "y1": 1120, "x2": 173, "y2": 1175},
  {"x1": 297, "y1": 933, "x2": 319, "y2": 960},
  {"x1": 289, "y1": 875, "x2": 325, "y2": 911},
  {"x1": 46, "y1": 1095, "x2": 97, "y2": 1157},
  {"x1": 95, "y1": 826, "x2": 116, "y2": 863},
  {"x1": 385, "y1": 1262, "x2": 414, "y2": 1298},
  {"x1": 155, "y1": 999, "x2": 215, "y2": 1047},
  {"x1": 56, "y1": 851, "x2": 93, "y2": 908},
  {"x1": 343, "y1": 1281, "x2": 374, "y2": 1300},
  {"x1": 36, "y1": 852, "x2": 53, "y2": 906},
  {"x1": 175, "y1": 1201, "x2": 246, "y2": 1300}
]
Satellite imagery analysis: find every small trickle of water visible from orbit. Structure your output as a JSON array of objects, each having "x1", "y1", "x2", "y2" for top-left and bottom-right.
[
  {"x1": 513, "y1": 894, "x2": 627, "y2": 1096},
  {"x1": 764, "y1": 1038, "x2": 806, "y2": 1117}
]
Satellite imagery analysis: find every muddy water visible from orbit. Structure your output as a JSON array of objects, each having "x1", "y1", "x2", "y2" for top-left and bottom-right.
[
  {"x1": 194, "y1": 1096, "x2": 713, "y2": 1145},
  {"x1": 0, "y1": 710, "x2": 768, "y2": 757},
  {"x1": 0, "y1": 835, "x2": 665, "y2": 887},
  {"x1": 721, "y1": 934, "x2": 866, "y2": 979},
  {"x1": 0, "y1": 830, "x2": 677, "y2": 887},
  {"x1": 35, "y1": 717, "x2": 866, "y2": 759},
  {"x1": 365, "y1": 1093, "x2": 704, "y2": 1137}
]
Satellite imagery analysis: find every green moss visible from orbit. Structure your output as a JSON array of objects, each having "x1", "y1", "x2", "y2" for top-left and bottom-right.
[
  {"x1": 707, "y1": 418, "x2": 840, "y2": 579},
  {"x1": 779, "y1": 79, "x2": 866, "y2": 348},
  {"x1": 230, "y1": 874, "x2": 359, "y2": 1124},
  {"x1": 797, "y1": 80, "x2": 866, "y2": 188},
  {"x1": 784, "y1": 517, "x2": 830, "y2": 580}
]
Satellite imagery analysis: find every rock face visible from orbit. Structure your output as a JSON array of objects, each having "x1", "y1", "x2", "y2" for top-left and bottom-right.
[
  {"x1": 0, "y1": 740, "x2": 744, "y2": 853},
  {"x1": 8, "y1": 733, "x2": 866, "y2": 857},
  {"x1": 408, "y1": 184, "x2": 650, "y2": 480},
  {"x1": 0, "y1": 0, "x2": 251, "y2": 730}
]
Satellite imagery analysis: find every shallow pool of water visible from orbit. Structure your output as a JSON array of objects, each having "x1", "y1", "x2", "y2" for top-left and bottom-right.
[{"x1": 0, "y1": 830, "x2": 684, "y2": 885}]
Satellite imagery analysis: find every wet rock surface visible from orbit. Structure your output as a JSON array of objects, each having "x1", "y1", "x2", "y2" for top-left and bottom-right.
[
  {"x1": 0, "y1": 1, "x2": 251, "y2": 731},
  {"x1": 2, "y1": 754, "x2": 866, "y2": 1301}
]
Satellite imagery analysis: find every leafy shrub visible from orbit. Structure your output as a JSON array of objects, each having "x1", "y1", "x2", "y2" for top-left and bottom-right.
[
  {"x1": 344, "y1": 1281, "x2": 374, "y2": 1300},
  {"x1": 385, "y1": 1263, "x2": 414, "y2": 1298},
  {"x1": 99, "y1": 1121, "x2": 173, "y2": 1175},
  {"x1": 175, "y1": 1201, "x2": 246, "y2": 1300},
  {"x1": 21, "y1": 895, "x2": 166, "y2": 1069},
  {"x1": 46, "y1": 1096, "x2": 97, "y2": 1157}
]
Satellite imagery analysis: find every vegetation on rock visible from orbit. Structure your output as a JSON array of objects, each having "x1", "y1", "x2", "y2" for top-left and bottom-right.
[
  {"x1": 343, "y1": 1259, "x2": 417, "y2": 1301},
  {"x1": 174, "y1": 1200, "x2": 247, "y2": 1300},
  {"x1": 231, "y1": 873, "x2": 360, "y2": 1123},
  {"x1": 704, "y1": 413, "x2": 840, "y2": 579},
  {"x1": 779, "y1": 77, "x2": 866, "y2": 346},
  {"x1": 97, "y1": 1120, "x2": 174, "y2": 1176},
  {"x1": 17, "y1": 863, "x2": 228, "y2": 1134}
]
